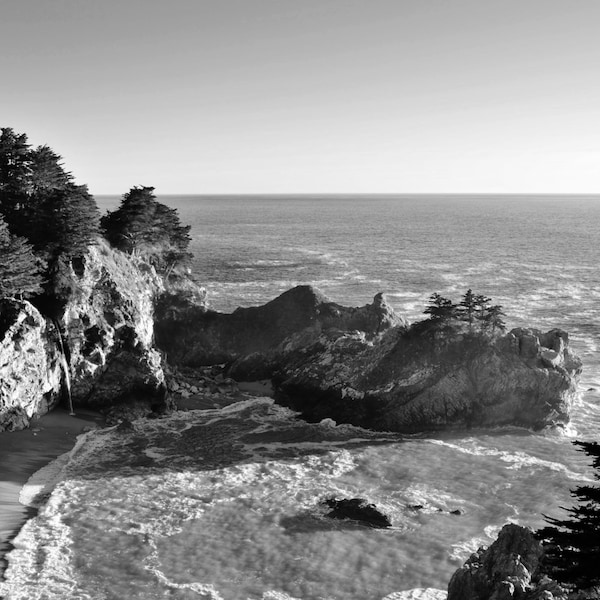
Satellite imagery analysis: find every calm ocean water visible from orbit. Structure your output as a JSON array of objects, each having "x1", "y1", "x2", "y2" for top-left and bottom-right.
[{"x1": 2, "y1": 194, "x2": 600, "y2": 599}]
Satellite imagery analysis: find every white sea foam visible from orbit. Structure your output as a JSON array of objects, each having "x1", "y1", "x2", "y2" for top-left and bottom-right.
[
  {"x1": 19, "y1": 429, "x2": 96, "y2": 508},
  {"x1": 426, "y1": 439, "x2": 592, "y2": 482},
  {"x1": 382, "y1": 589, "x2": 446, "y2": 600}
]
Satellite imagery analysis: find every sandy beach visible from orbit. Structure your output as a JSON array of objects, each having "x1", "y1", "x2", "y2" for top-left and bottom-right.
[{"x1": 0, "y1": 407, "x2": 104, "y2": 575}]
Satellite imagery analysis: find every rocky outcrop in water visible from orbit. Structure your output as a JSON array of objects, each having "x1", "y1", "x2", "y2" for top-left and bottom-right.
[
  {"x1": 158, "y1": 286, "x2": 581, "y2": 432},
  {"x1": 264, "y1": 321, "x2": 582, "y2": 432},
  {"x1": 447, "y1": 524, "x2": 566, "y2": 600},
  {"x1": 323, "y1": 497, "x2": 392, "y2": 528},
  {"x1": 155, "y1": 285, "x2": 405, "y2": 366},
  {"x1": 0, "y1": 299, "x2": 63, "y2": 430}
]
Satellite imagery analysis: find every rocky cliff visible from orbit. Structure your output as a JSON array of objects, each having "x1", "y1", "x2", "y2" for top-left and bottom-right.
[
  {"x1": 264, "y1": 322, "x2": 582, "y2": 432},
  {"x1": 57, "y1": 240, "x2": 166, "y2": 408},
  {"x1": 157, "y1": 286, "x2": 581, "y2": 433},
  {"x1": 0, "y1": 299, "x2": 63, "y2": 430},
  {"x1": 0, "y1": 239, "x2": 175, "y2": 431},
  {"x1": 155, "y1": 285, "x2": 405, "y2": 366},
  {"x1": 447, "y1": 523, "x2": 566, "y2": 600}
]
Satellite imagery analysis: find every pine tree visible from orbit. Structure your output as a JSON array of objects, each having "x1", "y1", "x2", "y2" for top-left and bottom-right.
[
  {"x1": 0, "y1": 127, "x2": 32, "y2": 227},
  {"x1": 29, "y1": 145, "x2": 73, "y2": 195},
  {"x1": 424, "y1": 292, "x2": 458, "y2": 321},
  {"x1": 0, "y1": 217, "x2": 45, "y2": 298},
  {"x1": 484, "y1": 304, "x2": 506, "y2": 334},
  {"x1": 459, "y1": 289, "x2": 477, "y2": 329},
  {"x1": 537, "y1": 441, "x2": 600, "y2": 591},
  {"x1": 33, "y1": 184, "x2": 100, "y2": 259}
]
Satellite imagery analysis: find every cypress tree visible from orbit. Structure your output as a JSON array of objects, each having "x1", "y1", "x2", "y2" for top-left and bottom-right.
[
  {"x1": 101, "y1": 186, "x2": 191, "y2": 274},
  {"x1": 0, "y1": 127, "x2": 32, "y2": 228},
  {"x1": 537, "y1": 441, "x2": 600, "y2": 591},
  {"x1": 0, "y1": 216, "x2": 45, "y2": 298}
]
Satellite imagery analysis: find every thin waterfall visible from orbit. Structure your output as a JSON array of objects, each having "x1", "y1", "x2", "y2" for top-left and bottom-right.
[{"x1": 54, "y1": 320, "x2": 75, "y2": 416}]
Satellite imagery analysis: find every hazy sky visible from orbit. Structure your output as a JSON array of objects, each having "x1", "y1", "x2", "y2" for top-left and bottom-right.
[{"x1": 2, "y1": 0, "x2": 599, "y2": 194}]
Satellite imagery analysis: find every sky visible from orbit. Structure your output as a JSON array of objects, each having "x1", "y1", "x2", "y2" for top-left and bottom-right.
[{"x1": 1, "y1": 0, "x2": 600, "y2": 195}]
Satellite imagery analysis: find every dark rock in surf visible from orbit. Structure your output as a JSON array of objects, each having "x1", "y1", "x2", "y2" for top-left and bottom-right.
[
  {"x1": 323, "y1": 497, "x2": 392, "y2": 528},
  {"x1": 155, "y1": 285, "x2": 405, "y2": 368}
]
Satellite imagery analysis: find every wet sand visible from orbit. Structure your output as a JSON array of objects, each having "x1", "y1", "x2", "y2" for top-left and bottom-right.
[{"x1": 0, "y1": 407, "x2": 104, "y2": 575}]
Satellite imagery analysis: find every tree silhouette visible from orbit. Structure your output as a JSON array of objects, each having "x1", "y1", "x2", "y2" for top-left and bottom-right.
[
  {"x1": 0, "y1": 127, "x2": 32, "y2": 228},
  {"x1": 459, "y1": 288, "x2": 477, "y2": 329},
  {"x1": 0, "y1": 216, "x2": 45, "y2": 298},
  {"x1": 101, "y1": 186, "x2": 191, "y2": 275},
  {"x1": 424, "y1": 293, "x2": 458, "y2": 321},
  {"x1": 32, "y1": 184, "x2": 100, "y2": 260},
  {"x1": 484, "y1": 304, "x2": 506, "y2": 333},
  {"x1": 537, "y1": 441, "x2": 600, "y2": 592}
]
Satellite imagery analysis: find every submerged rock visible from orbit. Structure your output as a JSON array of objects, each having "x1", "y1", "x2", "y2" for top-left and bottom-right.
[
  {"x1": 447, "y1": 523, "x2": 566, "y2": 600},
  {"x1": 323, "y1": 497, "x2": 392, "y2": 528}
]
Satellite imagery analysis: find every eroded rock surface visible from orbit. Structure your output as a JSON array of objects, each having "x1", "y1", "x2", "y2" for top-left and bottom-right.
[
  {"x1": 58, "y1": 240, "x2": 166, "y2": 409},
  {"x1": 266, "y1": 321, "x2": 581, "y2": 432},
  {"x1": 447, "y1": 523, "x2": 566, "y2": 600},
  {"x1": 0, "y1": 299, "x2": 63, "y2": 430}
]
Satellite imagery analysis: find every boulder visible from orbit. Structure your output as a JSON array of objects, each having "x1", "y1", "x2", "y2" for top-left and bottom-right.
[
  {"x1": 447, "y1": 524, "x2": 566, "y2": 600},
  {"x1": 0, "y1": 299, "x2": 63, "y2": 430},
  {"x1": 323, "y1": 497, "x2": 392, "y2": 528},
  {"x1": 155, "y1": 285, "x2": 406, "y2": 366}
]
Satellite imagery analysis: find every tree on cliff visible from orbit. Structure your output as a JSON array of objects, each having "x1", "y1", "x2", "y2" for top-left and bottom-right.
[
  {"x1": 0, "y1": 217, "x2": 45, "y2": 298},
  {"x1": 0, "y1": 127, "x2": 32, "y2": 228},
  {"x1": 459, "y1": 289, "x2": 477, "y2": 329},
  {"x1": 537, "y1": 440, "x2": 600, "y2": 591},
  {"x1": 101, "y1": 186, "x2": 191, "y2": 275},
  {"x1": 0, "y1": 127, "x2": 99, "y2": 255},
  {"x1": 31, "y1": 184, "x2": 100, "y2": 260},
  {"x1": 424, "y1": 293, "x2": 458, "y2": 321},
  {"x1": 484, "y1": 304, "x2": 506, "y2": 333}
]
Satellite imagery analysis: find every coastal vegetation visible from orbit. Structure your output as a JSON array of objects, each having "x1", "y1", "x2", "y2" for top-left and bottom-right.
[
  {"x1": 101, "y1": 185, "x2": 192, "y2": 279},
  {"x1": 423, "y1": 288, "x2": 506, "y2": 333},
  {"x1": 538, "y1": 441, "x2": 600, "y2": 593},
  {"x1": 0, "y1": 127, "x2": 192, "y2": 308}
]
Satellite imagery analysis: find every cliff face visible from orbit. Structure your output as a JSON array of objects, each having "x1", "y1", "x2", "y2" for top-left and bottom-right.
[
  {"x1": 268, "y1": 323, "x2": 581, "y2": 432},
  {"x1": 0, "y1": 299, "x2": 63, "y2": 431},
  {"x1": 58, "y1": 240, "x2": 166, "y2": 408},
  {"x1": 0, "y1": 240, "x2": 171, "y2": 431}
]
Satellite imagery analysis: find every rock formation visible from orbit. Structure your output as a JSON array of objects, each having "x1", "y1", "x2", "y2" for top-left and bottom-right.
[
  {"x1": 57, "y1": 240, "x2": 166, "y2": 408},
  {"x1": 155, "y1": 285, "x2": 405, "y2": 367},
  {"x1": 0, "y1": 240, "x2": 174, "y2": 430},
  {"x1": 0, "y1": 299, "x2": 63, "y2": 430},
  {"x1": 246, "y1": 321, "x2": 580, "y2": 432},
  {"x1": 323, "y1": 497, "x2": 392, "y2": 528},
  {"x1": 447, "y1": 523, "x2": 566, "y2": 600},
  {"x1": 158, "y1": 286, "x2": 581, "y2": 432}
]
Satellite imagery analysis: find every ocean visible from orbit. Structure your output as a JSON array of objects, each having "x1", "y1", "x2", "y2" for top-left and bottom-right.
[{"x1": 2, "y1": 194, "x2": 600, "y2": 600}]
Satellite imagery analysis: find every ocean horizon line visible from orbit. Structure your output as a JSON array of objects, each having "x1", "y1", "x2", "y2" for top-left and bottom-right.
[{"x1": 93, "y1": 191, "x2": 600, "y2": 198}]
